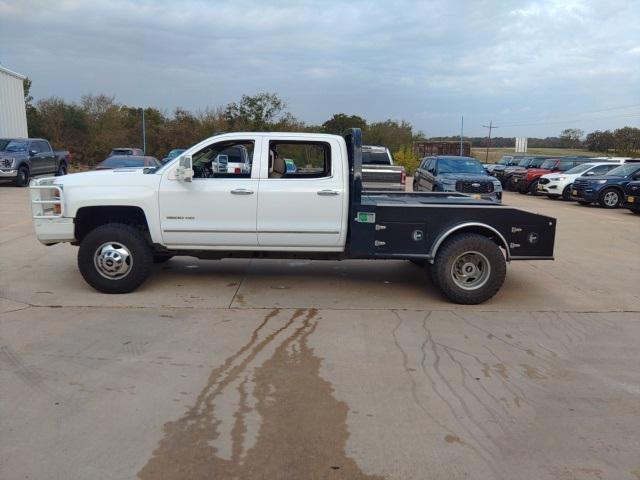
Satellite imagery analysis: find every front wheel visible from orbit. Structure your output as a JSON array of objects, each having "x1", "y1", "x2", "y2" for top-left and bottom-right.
[
  {"x1": 15, "y1": 165, "x2": 29, "y2": 187},
  {"x1": 562, "y1": 185, "x2": 572, "y2": 201},
  {"x1": 78, "y1": 223, "x2": 153, "y2": 293},
  {"x1": 598, "y1": 188, "x2": 621, "y2": 209},
  {"x1": 430, "y1": 233, "x2": 506, "y2": 304},
  {"x1": 529, "y1": 180, "x2": 540, "y2": 196}
]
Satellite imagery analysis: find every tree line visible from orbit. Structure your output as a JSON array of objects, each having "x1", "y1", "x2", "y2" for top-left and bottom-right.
[{"x1": 22, "y1": 78, "x2": 639, "y2": 174}]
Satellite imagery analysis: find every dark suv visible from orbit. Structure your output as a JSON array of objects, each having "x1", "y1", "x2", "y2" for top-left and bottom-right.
[
  {"x1": 510, "y1": 157, "x2": 592, "y2": 195},
  {"x1": 624, "y1": 181, "x2": 640, "y2": 214},
  {"x1": 497, "y1": 156, "x2": 552, "y2": 189},
  {"x1": 413, "y1": 155, "x2": 502, "y2": 202},
  {"x1": 572, "y1": 162, "x2": 640, "y2": 208}
]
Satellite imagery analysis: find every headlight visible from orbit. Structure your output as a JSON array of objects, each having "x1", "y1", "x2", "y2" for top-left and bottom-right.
[
  {"x1": 556, "y1": 177, "x2": 566, "y2": 181},
  {"x1": 492, "y1": 180, "x2": 502, "y2": 190},
  {"x1": 594, "y1": 180, "x2": 607, "y2": 184}
]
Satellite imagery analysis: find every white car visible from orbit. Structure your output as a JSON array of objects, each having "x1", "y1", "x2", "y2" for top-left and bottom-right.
[{"x1": 538, "y1": 161, "x2": 623, "y2": 200}]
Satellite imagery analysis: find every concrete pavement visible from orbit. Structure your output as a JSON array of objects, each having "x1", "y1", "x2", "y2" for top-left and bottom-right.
[{"x1": 1, "y1": 184, "x2": 639, "y2": 479}]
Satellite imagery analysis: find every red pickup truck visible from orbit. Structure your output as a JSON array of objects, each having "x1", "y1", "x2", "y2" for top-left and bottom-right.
[{"x1": 510, "y1": 157, "x2": 593, "y2": 195}]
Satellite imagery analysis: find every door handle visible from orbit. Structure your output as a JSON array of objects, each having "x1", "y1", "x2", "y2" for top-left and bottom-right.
[
  {"x1": 317, "y1": 189, "x2": 340, "y2": 196},
  {"x1": 230, "y1": 188, "x2": 254, "y2": 195}
]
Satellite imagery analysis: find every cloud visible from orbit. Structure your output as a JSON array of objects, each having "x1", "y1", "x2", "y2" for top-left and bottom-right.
[{"x1": 0, "y1": 0, "x2": 638, "y2": 136}]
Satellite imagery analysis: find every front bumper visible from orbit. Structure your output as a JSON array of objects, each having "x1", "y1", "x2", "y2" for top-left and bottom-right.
[
  {"x1": 571, "y1": 187, "x2": 599, "y2": 202},
  {"x1": 538, "y1": 180, "x2": 564, "y2": 196},
  {"x1": 34, "y1": 217, "x2": 76, "y2": 245},
  {"x1": 0, "y1": 169, "x2": 17, "y2": 178}
]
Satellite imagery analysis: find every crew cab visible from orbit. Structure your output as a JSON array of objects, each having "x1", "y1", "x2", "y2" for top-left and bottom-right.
[
  {"x1": 510, "y1": 157, "x2": 592, "y2": 195},
  {"x1": 361, "y1": 145, "x2": 406, "y2": 191},
  {"x1": 413, "y1": 155, "x2": 502, "y2": 202},
  {"x1": 1, "y1": 138, "x2": 70, "y2": 186},
  {"x1": 624, "y1": 181, "x2": 640, "y2": 215},
  {"x1": 30, "y1": 129, "x2": 556, "y2": 304},
  {"x1": 538, "y1": 161, "x2": 621, "y2": 200},
  {"x1": 571, "y1": 162, "x2": 640, "y2": 208}
]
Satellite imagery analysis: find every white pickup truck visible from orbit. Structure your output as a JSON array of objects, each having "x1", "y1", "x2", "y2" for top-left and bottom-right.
[{"x1": 30, "y1": 129, "x2": 556, "y2": 304}]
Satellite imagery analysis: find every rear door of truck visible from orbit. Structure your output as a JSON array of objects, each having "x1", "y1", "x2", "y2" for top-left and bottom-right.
[{"x1": 257, "y1": 136, "x2": 346, "y2": 248}]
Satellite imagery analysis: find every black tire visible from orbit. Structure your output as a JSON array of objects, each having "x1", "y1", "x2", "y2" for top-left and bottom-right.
[
  {"x1": 598, "y1": 188, "x2": 621, "y2": 209},
  {"x1": 517, "y1": 188, "x2": 529, "y2": 195},
  {"x1": 55, "y1": 162, "x2": 68, "y2": 176},
  {"x1": 529, "y1": 180, "x2": 540, "y2": 196},
  {"x1": 15, "y1": 165, "x2": 29, "y2": 187},
  {"x1": 430, "y1": 233, "x2": 506, "y2": 304},
  {"x1": 561, "y1": 185, "x2": 572, "y2": 201},
  {"x1": 153, "y1": 254, "x2": 174, "y2": 264},
  {"x1": 78, "y1": 223, "x2": 153, "y2": 293}
]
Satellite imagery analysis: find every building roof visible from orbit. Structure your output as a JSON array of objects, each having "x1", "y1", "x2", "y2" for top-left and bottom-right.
[{"x1": 0, "y1": 65, "x2": 26, "y2": 80}]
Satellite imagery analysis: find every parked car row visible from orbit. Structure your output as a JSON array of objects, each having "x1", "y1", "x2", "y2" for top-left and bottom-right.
[
  {"x1": 0, "y1": 138, "x2": 71, "y2": 186},
  {"x1": 492, "y1": 154, "x2": 640, "y2": 214}
]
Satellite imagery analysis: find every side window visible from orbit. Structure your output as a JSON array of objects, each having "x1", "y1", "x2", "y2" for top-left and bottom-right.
[
  {"x1": 590, "y1": 165, "x2": 611, "y2": 175},
  {"x1": 268, "y1": 141, "x2": 331, "y2": 179},
  {"x1": 191, "y1": 140, "x2": 254, "y2": 179},
  {"x1": 39, "y1": 141, "x2": 52, "y2": 153},
  {"x1": 428, "y1": 158, "x2": 437, "y2": 174},
  {"x1": 558, "y1": 160, "x2": 575, "y2": 171}
]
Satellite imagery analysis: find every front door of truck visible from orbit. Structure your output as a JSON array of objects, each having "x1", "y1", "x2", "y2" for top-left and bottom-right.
[
  {"x1": 159, "y1": 137, "x2": 262, "y2": 247},
  {"x1": 257, "y1": 137, "x2": 345, "y2": 248}
]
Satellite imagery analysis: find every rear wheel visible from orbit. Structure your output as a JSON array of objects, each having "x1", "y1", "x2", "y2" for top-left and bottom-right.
[
  {"x1": 562, "y1": 185, "x2": 572, "y2": 201},
  {"x1": 56, "y1": 162, "x2": 68, "y2": 176},
  {"x1": 529, "y1": 180, "x2": 540, "y2": 196},
  {"x1": 15, "y1": 165, "x2": 29, "y2": 187},
  {"x1": 598, "y1": 188, "x2": 621, "y2": 209},
  {"x1": 78, "y1": 223, "x2": 153, "y2": 293},
  {"x1": 430, "y1": 233, "x2": 506, "y2": 304}
]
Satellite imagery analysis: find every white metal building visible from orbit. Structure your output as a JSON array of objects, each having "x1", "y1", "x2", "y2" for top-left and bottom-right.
[{"x1": 0, "y1": 65, "x2": 28, "y2": 138}]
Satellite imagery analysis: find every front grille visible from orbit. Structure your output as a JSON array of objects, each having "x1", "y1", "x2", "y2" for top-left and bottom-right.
[
  {"x1": 539, "y1": 178, "x2": 550, "y2": 185},
  {"x1": 1, "y1": 159, "x2": 12, "y2": 168},
  {"x1": 626, "y1": 183, "x2": 640, "y2": 193},
  {"x1": 573, "y1": 178, "x2": 588, "y2": 189},
  {"x1": 455, "y1": 180, "x2": 494, "y2": 194}
]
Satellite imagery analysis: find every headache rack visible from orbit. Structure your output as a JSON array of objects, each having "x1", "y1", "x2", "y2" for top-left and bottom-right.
[{"x1": 30, "y1": 177, "x2": 64, "y2": 218}]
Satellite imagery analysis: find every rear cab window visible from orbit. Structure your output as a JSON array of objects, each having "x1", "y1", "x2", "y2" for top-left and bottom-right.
[{"x1": 267, "y1": 141, "x2": 331, "y2": 179}]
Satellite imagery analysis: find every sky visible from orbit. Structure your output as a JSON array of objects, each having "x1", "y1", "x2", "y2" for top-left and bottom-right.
[{"x1": 1, "y1": 0, "x2": 639, "y2": 137}]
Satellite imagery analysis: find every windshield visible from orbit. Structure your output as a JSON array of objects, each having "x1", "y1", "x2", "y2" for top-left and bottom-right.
[
  {"x1": 98, "y1": 157, "x2": 146, "y2": 168},
  {"x1": 4, "y1": 140, "x2": 28, "y2": 153},
  {"x1": 498, "y1": 156, "x2": 512, "y2": 165},
  {"x1": 517, "y1": 157, "x2": 532, "y2": 166},
  {"x1": 362, "y1": 151, "x2": 391, "y2": 165},
  {"x1": 565, "y1": 163, "x2": 594, "y2": 174},
  {"x1": 529, "y1": 158, "x2": 547, "y2": 168},
  {"x1": 540, "y1": 159, "x2": 558, "y2": 169},
  {"x1": 606, "y1": 164, "x2": 640, "y2": 177},
  {"x1": 0, "y1": 139, "x2": 10, "y2": 151},
  {"x1": 166, "y1": 149, "x2": 185, "y2": 159},
  {"x1": 438, "y1": 158, "x2": 486, "y2": 175}
]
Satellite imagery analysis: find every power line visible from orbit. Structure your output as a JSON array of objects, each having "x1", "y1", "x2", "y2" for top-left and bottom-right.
[
  {"x1": 498, "y1": 102, "x2": 640, "y2": 128},
  {"x1": 499, "y1": 111, "x2": 640, "y2": 128}
]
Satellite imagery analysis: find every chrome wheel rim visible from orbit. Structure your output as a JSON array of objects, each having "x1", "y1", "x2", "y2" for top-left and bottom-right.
[
  {"x1": 451, "y1": 251, "x2": 491, "y2": 290},
  {"x1": 94, "y1": 242, "x2": 133, "y2": 280},
  {"x1": 603, "y1": 191, "x2": 618, "y2": 207}
]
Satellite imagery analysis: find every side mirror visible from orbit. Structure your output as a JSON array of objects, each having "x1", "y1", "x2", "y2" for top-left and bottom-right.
[
  {"x1": 29, "y1": 149, "x2": 37, "y2": 157},
  {"x1": 585, "y1": 171, "x2": 595, "y2": 175},
  {"x1": 176, "y1": 155, "x2": 193, "y2": 182}
]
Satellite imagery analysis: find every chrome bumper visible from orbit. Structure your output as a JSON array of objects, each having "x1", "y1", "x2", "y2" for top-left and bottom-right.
[{"x1": 0, "y1": 169, "x2": 17, "y2": 178}]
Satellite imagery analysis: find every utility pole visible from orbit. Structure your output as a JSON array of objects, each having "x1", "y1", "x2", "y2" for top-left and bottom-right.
[
  {"x1": 482, "y1": 121, "x2": 497, "y2": 162},
  {"x1": 141, "y1": 108, "x2": 146, "y2": 154},
  {"x1": 460, "y1": 115, "x2": 464, "y2": 156}
]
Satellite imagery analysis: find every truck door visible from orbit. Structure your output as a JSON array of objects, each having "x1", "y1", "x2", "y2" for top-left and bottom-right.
[
  {"x1": 39, "y1": 141, "x2": 56, "y2": 173},
  {"x1": 159, "y1": 137, "x2": 262, "y2": 247},
  {"x1": 257, "y1": 138, "x2": 345, "y2": 248},
  {"x1": 28, "y1": 141, "x2": 47, "y2": 174}
]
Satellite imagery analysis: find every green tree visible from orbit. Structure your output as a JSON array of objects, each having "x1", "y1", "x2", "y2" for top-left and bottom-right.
[
  {"x1": 393, "y1": 144, "x2": 420, "y2": 176},
  {"x1": 364, "y1": 120, "x2": 414, "y2": 153},
  {"x1": 321, "y1": 113, "x2": 367, "y2": 134},
  {"x1": 224, "y1": 92, "x2": 288, "y2": 130},
  {"x1": 613, "y1": 127, "x2": 640, "y2": 155},
  {"x1": 585, "y1": 130, "x2": 614, "y2": 152},
  {"x1": 559, "y1": 128, "x2": 584, "y2": 148}
]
